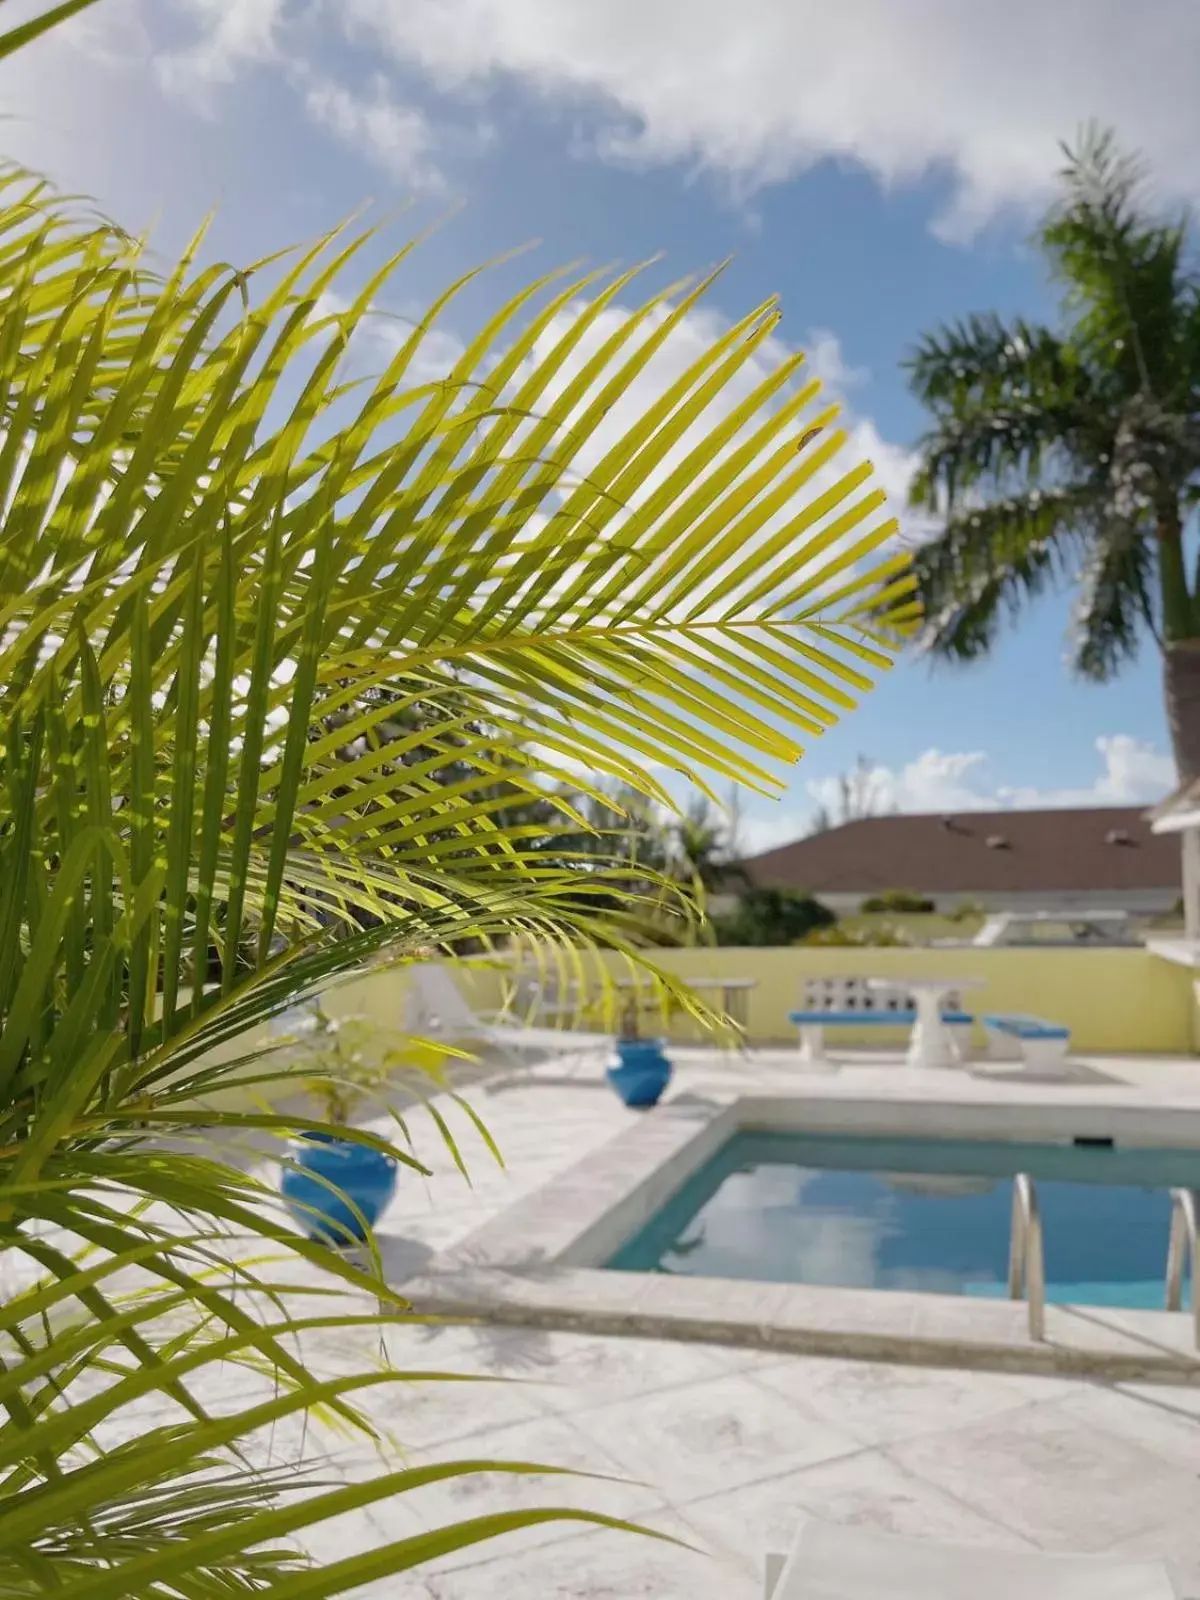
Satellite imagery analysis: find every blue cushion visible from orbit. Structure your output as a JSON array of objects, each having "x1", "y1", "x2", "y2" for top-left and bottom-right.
[
  {"x1": 983, "y1": 1013, "x2": 1069, "y2": 1040},
  {"x1": 790, "y1": 1010, "x2": 974, "y2": 1026},
  {"x1": 790, "y1": 1010, "x2": 916, "y2": 1025}
]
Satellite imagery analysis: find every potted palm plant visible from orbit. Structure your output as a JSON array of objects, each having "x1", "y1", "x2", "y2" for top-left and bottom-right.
[
  {"x1": 276, "y1": 1004, "x2": 401, "y2": 1245},
  {"x1": 0, "y1": 11, "x2": 910, "y2": 1580}
]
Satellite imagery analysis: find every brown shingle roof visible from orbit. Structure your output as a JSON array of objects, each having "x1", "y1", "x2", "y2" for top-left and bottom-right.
[{"x1": 743, "y1": 807, "x2": 1178, "y2": 897}]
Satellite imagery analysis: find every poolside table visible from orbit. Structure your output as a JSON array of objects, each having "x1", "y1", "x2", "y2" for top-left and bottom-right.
[
  {"x1": 866, "y1": 976, "x2": 983, "y2": 1071},
  {"x1": 613, "y1": 975, "x2": 758, "y2": 1035},
  {"x1": 689, "y1": 976, "x2": 758, "y2": 1032}
]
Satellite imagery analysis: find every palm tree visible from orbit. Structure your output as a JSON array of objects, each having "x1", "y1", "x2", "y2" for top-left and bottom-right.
[
  {"x1": 907, "y1": 126, "x2": 1200, "y2": 782},
  {"x1": 667, "y1": 797, "x2": 747, "y2": 894},
  {"x1": 806, "y1": 753, "x2": 893, "y2": 834},
  {"x1": 0, "y1": 28, "x2": 916, "y2": 1591}
]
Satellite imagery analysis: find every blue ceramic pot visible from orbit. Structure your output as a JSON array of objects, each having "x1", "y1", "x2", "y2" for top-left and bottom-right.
[
  {"x1": 280, "y1": 1132, "x2": 398, "y2": 1246},
  {"x1": 606, "y1": 1039, "x2": 672, "y2": 1109}
]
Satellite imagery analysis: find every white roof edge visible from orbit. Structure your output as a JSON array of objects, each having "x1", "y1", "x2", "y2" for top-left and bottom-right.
[{"x1": 1151, "y1": 811, "x2": 1200, "y2": 835}]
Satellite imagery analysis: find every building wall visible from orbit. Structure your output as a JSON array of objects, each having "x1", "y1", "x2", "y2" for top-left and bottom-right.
[
  {"x1": 189, "y1": 943, "x2": 1198, "y2": 1115},
  {"x1": 328, "y1": 945, "x2": 1194, "y2": 1055},
  {"x1": 786, "y1": 887, "x2": 1179, "y2": 916},
  {"x1": 600, "y1": 944, "x2": 1194, "y2": 1055}
]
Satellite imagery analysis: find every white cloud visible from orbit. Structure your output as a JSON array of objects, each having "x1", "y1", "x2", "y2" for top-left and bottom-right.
[
  {"x1": 803, "y1": 734, "x2": 1174, "y2": 821},
  {"x1": 737, "y1": 733, "x2": 1174, "y2": 851},
  {"x1": 147, "y1": 2, "x2": 449, "y2": 189},
  {"x1": 301, "y1": 74, "x2": 444, "y2": 189},
  {"x1": 34, "y1": 1, "x2": 1200, "y2": 242},
  {"x1": 155, "y1": 0, "x2": 285, "y2": 106},
  {"x1": 802, "y1": 329, "x2": 868, "y2": 392},
  {"x1": 340, "y1": 0, "x2": 1200, "y2": 237},
  {"x1": 998, "y1": 735, "x2": 1175, "y2": 810},
  {"x1": 805, "y1": 748, "x2": 990, "y2": 820},
  {"x1": 737, "y1": 807, "x2": 813, "y2": 856}
]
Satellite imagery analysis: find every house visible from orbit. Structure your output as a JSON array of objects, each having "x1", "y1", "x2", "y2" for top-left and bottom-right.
[
  {"x1": 1147, "y1": 780, "x2": 1200, "y2": 943},
  {"x1": 741, "y1": 806, "x2": 1180, "y2": 916}
]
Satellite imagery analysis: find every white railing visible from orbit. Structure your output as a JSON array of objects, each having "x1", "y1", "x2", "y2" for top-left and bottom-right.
[
  {"x1": 1165, "y1": 1187, "x2": 1200, "y2": 1349},
  {"x1": 1007, "y1": 1173, "x2": 1046, "y2": 1340}
]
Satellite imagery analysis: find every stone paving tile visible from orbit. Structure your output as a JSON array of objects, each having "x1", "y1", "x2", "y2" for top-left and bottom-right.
[
  {"x1": 1046, "y1": 1380, "x2": 1200, "y2": 1475},
  {"x1": 385, "y1": 1317, "x2": 569, "y2": 1376},
  {"x1": 890, "y1": 1400, "x2": 1200, "y2": 1551},
  {"x1": 296, "y1": 1501, "x2": 421, "y2": 1571},
  {"x1": 749, "y1": 1352, "x2": 1071, "y2": 1449},
  {"x1": 256, "y1": 1054, "x2": 1200, "y2": 1591},
  {"x1": 462, "y1": 1326, "x2": 735, "y2": 1413},
  {"x1": 279, "y1": 1338, "x2": 1200, "y2": 1592},
  {"x1": 423, "y1": 1508, "x2": 739, "y2": 1600},
  {"x1": 367, "y1": 1368, "x2": 551, "y2": 1454},
  {"x1": 298, "y1": 1323, "x2": 551, "y2": 1451},
  {"x1": 1116, "y1": 1380, "x2": 1200, "y2": 1419},
  {"x1": 572, "y1": 1369, "x2": 863, "y2": 1506},
  {"x1": 674, "y1": 1446, "x2": 1036, "y2": 1583},
  {"x1": 397, "y1": 1409, "x2": 666, "y2": 1562},
  {"x1": 1105, "y1": 1518, "x2": 1200, "y2": 1598}
]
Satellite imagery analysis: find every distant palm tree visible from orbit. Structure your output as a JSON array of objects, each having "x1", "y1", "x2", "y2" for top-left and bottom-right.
[
  {"x1": 807, "y1": 754, "x2": 894, "y2": 834},
  {"x1": 907, "y1": 127, "x2": 1200, "y2": 783},
  {"x1": 671, "y1": 797, "x2": 747, "y2": 893}
]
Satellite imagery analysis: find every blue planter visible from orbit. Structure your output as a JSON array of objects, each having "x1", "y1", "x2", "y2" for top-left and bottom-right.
[
  {"x1": 606, "y1": 1039, "x2": 672, "y2": 1109},
  {"x1": 280, "y1": 1132, "x2": 398, "y2": 1246}
]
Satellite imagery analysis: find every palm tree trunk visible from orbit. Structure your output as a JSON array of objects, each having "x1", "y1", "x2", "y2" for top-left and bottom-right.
[
  {"x1": 1164, "y1": 642, "x2": 1200, "y2": 784},
  {"x1": 1159, "y1": 509, "x2": 1200, "y2": 783}
]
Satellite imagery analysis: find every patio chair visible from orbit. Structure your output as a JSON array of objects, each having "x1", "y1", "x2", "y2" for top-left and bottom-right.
[
  {"x1": 401, "y1": 962, "x2": 608, "y2": 1072},
  {"x1": 764, "y1": 1519, "x2": 1180, "y2": 1600}
]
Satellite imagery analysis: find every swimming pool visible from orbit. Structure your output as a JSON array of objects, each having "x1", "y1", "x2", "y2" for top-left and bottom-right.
[{"x1": 606, "y1": 1131, "x2": 1200, "y2": 1309}]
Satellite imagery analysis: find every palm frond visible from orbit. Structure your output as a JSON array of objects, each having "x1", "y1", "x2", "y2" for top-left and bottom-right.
[
  {"x1": 0, "y1": 164, "x2": 908, "y2": 1593},
  {"x1": 910, "y1": 488, "x2": 1089, "y2": 662},
  {"x1": 0, "y1": 0, "x2": 99, "y2": 61},
  {"x1": 1042, "y1": 124, "x2": 1193, "y2": 402},
  {"x1": 906, "y1": 316, "x2": 1098, "y2": 510},
  {"x1": 1070, "y1": 514, "x2": 1159, "y2": 678}
]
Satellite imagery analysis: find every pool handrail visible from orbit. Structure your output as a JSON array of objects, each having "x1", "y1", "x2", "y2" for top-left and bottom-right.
[
  {"x1": 1165, "y1": 1187, "x2": 1200, "y2": 1349},
  {"x1": 1007, "y1": 1172, "x2": 1046, "y2": 1340}
]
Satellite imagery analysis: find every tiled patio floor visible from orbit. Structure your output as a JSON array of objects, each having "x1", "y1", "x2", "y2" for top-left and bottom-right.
[{"x1": 276, "y1": 1047, "x2": 1200, "y2": 1595}]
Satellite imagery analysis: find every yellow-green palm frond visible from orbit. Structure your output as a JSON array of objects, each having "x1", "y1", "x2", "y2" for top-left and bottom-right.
[{"x1": 0, "y1": 159, "x2": 911, "y2": 1594}]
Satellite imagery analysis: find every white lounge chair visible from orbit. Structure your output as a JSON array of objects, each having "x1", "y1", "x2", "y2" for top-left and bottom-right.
[
  {"x1": 402, "y1": 963, "x2": 608, "y2": 1069},
  {"x1": 765, "y1": 1519, "x2": 1180, "y2": 1600}
]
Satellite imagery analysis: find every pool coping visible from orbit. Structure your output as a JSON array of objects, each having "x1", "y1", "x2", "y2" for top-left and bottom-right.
[{"x1": 401, "y1": 1088, "x2": 1200, "y2": 1383}]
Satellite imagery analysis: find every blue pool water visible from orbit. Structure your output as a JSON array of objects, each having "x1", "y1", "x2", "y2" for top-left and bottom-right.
[{"x1": 606, "y1": 1132, "x2": 1200, "y2": 1309}]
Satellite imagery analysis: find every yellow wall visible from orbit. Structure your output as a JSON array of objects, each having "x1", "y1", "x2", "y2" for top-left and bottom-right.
[
  {"x1": 627, "y1": 945, "x2": 1194, "y2": 1055},
  {"x1": 184, "y1": 944, "x2": 1196, "y2": 1112},
  {"x1": 309, "y1": 945, "x2": 1195, "y2": 1055},
  {"x1": 309, "y1": 947, "x2": 1195, "y2": 1055}
]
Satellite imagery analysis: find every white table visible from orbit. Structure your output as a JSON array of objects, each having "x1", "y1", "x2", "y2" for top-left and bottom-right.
[
  {"x1": 867, "y1": 976, "x2": 983, "y2": 1071},
  {"x1": 614, "y1": 975, "x2": 758, "y2": 1034},
  {"x1": 687, "y1": 976, "x2": 758, "y2": 1032}
]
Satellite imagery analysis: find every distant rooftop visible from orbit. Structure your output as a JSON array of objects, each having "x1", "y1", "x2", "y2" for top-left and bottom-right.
[{"x1": 743, "y1": 805, "x2": 1178, "y2": 897}]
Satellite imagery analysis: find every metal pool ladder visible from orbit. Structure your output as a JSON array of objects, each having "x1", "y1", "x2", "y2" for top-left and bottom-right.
[
  {"x1": 1166, "y1": 1187, "x2": 1200, "y2": 1349},
  {"x1": 1008, "y1": 1173, "x2": 1046, "y2": 1340}
]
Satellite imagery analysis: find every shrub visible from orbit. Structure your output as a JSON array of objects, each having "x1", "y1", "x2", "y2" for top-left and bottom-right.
[
  {"x1": 804, "y1": 921, "x2": 912, "y2": 947},
  {"x1": 948, "y1": 898, "x2": 987, "y2": 923},
  {"x1": 860, "y1": 888, "x2": 935, "y2": 914},
  {"x1": 713, "y1": 887, "x2": 836, "y2": 946}
]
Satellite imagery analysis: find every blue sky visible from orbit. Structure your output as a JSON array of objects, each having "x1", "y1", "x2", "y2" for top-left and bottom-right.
[{"x1": 7, "y1": 0, "x2": 1194, "y2": 850}]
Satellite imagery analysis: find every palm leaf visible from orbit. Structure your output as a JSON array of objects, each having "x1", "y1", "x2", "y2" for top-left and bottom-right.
[
  {"x1": 0, "y1": 0, "x2": 99, "y2": 60},
  {"x1": 0, "y1": 165, "x2": 909, "y2": 1593},
  {"x1": 909, "y1": 489, "x2": 1088, "y2": 661}
]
